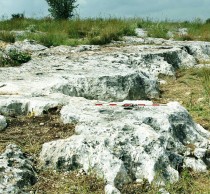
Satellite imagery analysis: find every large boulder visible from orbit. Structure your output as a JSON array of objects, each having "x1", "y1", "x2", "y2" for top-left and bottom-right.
[
  {"x1": 39, "y1": 99, "x2": 210, "y2": 191},
  {"x1": 0, "y1": 144, "x2": 36, "y2": 194}
]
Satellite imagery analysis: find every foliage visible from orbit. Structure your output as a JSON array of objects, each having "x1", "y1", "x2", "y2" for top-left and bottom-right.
[
  {"x1": 206, "y1": 18, "x2": 210, "y2": 24},
  {"x1": 8, "y1": 49, "x2": 31, "y2": 64},
  {"x1": 11, "y1": 13, "x2": 25, "y2": 20},
  {"x1": 0, "y1": 49, "x2": 31, "y2": 67},
  {"x1": 46, "y1": 0, "x2": 78, "y2": 19}
]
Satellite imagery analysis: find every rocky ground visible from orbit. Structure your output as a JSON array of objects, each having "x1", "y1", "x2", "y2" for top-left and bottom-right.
[{"x1": 0, "y1": 29, "x2": 210, "y2": 193}]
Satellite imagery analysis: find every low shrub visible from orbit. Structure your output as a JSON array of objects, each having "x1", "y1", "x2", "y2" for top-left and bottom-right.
[
  {"x1": 8, "y1": 49, "x2": 31, "y2": 64},
  {"x1": 0, "y1": 49, "x2": 31, "y2": 67}
]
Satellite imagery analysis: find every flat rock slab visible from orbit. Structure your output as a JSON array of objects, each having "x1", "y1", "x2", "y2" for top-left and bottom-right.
[
  {"x1": 0, "y1": 43, "x2": 199, "y2": 101},
  {"x1": 40, "y1": 99, "x2": 210, "y2": 191}
]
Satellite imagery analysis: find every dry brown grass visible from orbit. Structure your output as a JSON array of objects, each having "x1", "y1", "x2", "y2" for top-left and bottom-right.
[
  {"x1": 0, "y1": 110, "x2": 105, "y2": 193},
  {"x1": 156, "y1": 67, "x2": 210, "y2": 131},
  {"x1": 28, "y1": 170, "x2": 105, "y2": 194},
  {"x1": 0, "y1": 111, "x2": 75, "y2": 156}
]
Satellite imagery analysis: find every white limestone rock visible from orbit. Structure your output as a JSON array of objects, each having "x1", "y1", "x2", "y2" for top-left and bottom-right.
[
  {"x1": 135, "y1": 28, "x2": 148, "y2": 38},
  {"x1": 6, "y1": 39, "x2": 47, "y2": 52},
  {"x1": 178, "y1": 28, "x2": 188, "y2": 36},
  {"x1": 180, "y1": 42, "x2": 210, "y2": 61},
  {"x1": 0, "y1": 98, "x2": 28, "y2": 115},
  {"x1": 184, "y1": 158, "x2": 207, "y2": 172},
  {"x1": 0, "y1": 144, "x2": 36, "y2": 194},
  {"x1": 0, "y1": 96, "x2": 62, "y2": 116},
  {"x1": 1, "y1": 41, "x2": 206, "y2": 102},
  {"x1": 39, "y1": 100, "x2": 210, "y2": 190},
  {"x1": 0, "y1": 115, "x2": 7, "y2": 131}
]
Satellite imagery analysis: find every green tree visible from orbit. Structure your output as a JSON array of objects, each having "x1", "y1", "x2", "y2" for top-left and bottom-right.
[{"x1": 46, "y1": 0, "x2": 78, "y2": 19}]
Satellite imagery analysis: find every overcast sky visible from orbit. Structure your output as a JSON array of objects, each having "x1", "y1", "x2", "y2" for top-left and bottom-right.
[{"x1": 0, "y1": 0, "x2": 209, "y2": 21}]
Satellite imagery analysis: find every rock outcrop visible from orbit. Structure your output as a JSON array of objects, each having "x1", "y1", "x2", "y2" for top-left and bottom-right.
[
  {"x1": 39, "y1": 99, "x2": 210, "y2": 191},
  {"x1": 0, "y1": 144, "x2": 36, "y2": 194},
  {"x1": 1, "y1": 33, "x2": 210, "y2": 193}
]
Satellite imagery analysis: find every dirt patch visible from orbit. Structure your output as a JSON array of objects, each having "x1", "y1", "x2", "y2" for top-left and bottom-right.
[{"x1": 0, "y1": 111, "x2": 75, "y2": 157}]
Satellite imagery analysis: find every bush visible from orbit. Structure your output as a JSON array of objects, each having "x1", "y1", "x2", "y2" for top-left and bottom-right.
[
  {"x1": 206, "y1": 18, "x2": 210, "y2": 24},
  {"x1": 11, "y1": 13, "x2": 25, "y2": 20},
  {"x1": 0, "y1": 49, "x2": 31, "y2": 67},
  {"x1": 8, "y1": 49, "x2": 31, "y2": 64}
]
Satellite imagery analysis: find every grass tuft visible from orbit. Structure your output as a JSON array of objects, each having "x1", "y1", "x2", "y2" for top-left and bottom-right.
[{"x1": 0, "y1": 31, "x2": 15, "y2": 43}]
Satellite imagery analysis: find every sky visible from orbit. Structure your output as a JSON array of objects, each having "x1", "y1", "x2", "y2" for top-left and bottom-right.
[{"x1": 0, "y1": 0, "x2": 209, "y2": 21}]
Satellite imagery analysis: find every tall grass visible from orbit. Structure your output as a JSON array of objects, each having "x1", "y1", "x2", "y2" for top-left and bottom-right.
[
  {"x1": 0, "y1": 17, "x2": 210, "y2": 46},
  {"x1": 0, "y1": 31, "x2": 15, "y2": 43},
  {"x1": 0, "y1": 18, "x2": 136, "y2": 46},
  {"x1": 198, "y1": 68, "x2": 210, "y2": 104}
]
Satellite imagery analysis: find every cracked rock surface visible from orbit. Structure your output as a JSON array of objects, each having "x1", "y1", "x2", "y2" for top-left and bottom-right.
[
  {"x1": 0, "y1": 40, "x2": 202, "y2": 101},
  {"x1": 1, "y1": 36, "x2": 210, "y2": 193},
  {"x1": 40, "y1": 99, "x2": 210, "y2": 191},
  {"x1": 0, "y1": 144, "x2": 36, "y2": 194}
]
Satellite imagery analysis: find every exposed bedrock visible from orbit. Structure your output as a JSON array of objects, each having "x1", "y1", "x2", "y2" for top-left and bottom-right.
[
  {"x1": 0, "y1": 43, "x2": 201, "y2": 102},
  {"x1": 39, "y1": 99, "x2": 210, "y2": 191},
  {"x1": 0, "y1": 144, "x2": 36, "y2": 194}
]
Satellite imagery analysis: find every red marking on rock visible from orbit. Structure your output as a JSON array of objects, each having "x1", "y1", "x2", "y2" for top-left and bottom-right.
[
  {"x1": 96, "y1": 104, "x2": 103, "y2": 106},
  {"x1": 123, "y1": 104, "x2": 132, "y2": 107},
  {"x1": 109, "y1": 104, "x2": 117, "y2": 106}
]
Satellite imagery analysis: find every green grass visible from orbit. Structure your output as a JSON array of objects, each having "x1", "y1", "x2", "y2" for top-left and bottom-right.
[
  {"x1": 121, "y1": 170, "x2": 210, "y2": 194},
  {"x1": 199, "y1": 68, "x2": 210, "y2": 104},
  {"x1": 1, "y1": 17, "x2": 210, "y2": 46},
  {"x1": 0, "y1": 18, "x2": 137, "y2": 46},
  {"x1": 0, "y1": 31, "x2": 15, "y2": 43}
]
